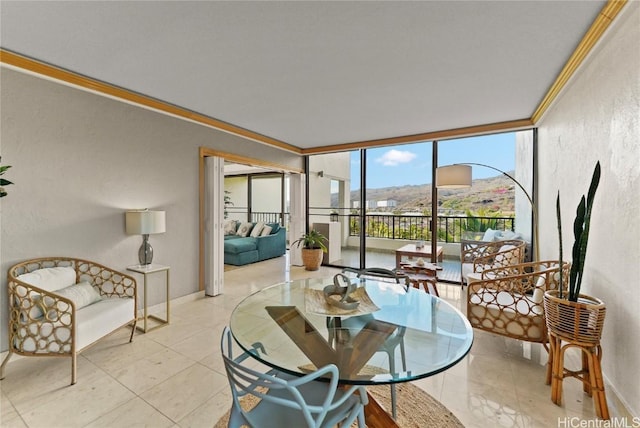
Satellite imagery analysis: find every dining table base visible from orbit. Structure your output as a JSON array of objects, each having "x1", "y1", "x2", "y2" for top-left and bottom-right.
[{"x1": 363, "y1": 390, "x2": 400, "y2": 428}]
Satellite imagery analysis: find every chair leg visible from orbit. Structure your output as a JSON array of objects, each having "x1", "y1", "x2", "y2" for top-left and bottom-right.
[
  {"x1": 0, "y1": 350, "x2": 13, "y2": 380},
  {"x1": 390, "y1": 384, "x2": 397, "y2": 420},
  {"x1": 129, "y1": 320, "x2": 136, "y2": 342},
  {"x1": 71, "y1": 353, "x2": 77, "y2": 385}
]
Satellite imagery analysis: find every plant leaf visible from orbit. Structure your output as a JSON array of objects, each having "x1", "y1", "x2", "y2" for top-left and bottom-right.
[{"x1": 556, "y1": 191, "x2": 564, "y2": 298}]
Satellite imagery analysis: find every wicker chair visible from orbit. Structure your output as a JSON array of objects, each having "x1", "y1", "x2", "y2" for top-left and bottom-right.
[
  {"x1": 460, "y1": 239, "x2": 527, "y2": 285},
  {"x1": 465, "y1": 260, "x2": 570, "y2": 347},
  {"x1": 0, "y1": 257, "x2": 137, "y2": 384}
]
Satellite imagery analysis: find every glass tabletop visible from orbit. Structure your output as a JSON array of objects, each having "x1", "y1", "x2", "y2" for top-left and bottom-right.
[{"x1": 229, "y1": 276, "x2": 473, "y2": 385}]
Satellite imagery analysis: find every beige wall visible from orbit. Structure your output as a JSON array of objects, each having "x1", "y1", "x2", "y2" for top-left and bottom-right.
[
  {"x1": 0, "y1": 68, "x2": 302, "y2": 350},
  {"x1": 536, "y1": 2, "x2": 639, "y2": 415}
]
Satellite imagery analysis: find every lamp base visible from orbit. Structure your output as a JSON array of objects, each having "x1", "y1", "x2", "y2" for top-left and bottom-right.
[{"x1": 138, "y1": 234, "x2": 154, "y2": 265}]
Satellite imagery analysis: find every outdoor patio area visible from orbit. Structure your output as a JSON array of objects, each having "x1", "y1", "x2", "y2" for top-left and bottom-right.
[{"x1": 331, "y1": 247, "x2": 463, "y2": 283}]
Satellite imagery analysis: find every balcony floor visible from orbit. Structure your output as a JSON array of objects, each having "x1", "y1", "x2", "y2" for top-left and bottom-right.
[{"x1": 330, "y1": 247, "x2": 463, "y2": 283}]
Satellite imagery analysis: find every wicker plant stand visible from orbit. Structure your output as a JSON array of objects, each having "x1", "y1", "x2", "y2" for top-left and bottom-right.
[{"x1": 543, "y1": 290, "x2": 609, "y2": 419}]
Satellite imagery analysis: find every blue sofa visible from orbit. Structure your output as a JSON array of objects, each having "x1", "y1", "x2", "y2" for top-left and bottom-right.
[{"x1": 224, "y1": 222, "x2": 286, "y2": 266}]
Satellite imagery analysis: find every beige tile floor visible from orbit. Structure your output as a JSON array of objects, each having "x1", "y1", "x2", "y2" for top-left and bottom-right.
[{"x1": 0, "y1": 255, "x2": 632, "y2": 428}]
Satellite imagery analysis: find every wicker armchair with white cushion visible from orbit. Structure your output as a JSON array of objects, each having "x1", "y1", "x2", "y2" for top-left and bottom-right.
[
  {"x1": 0, "y1": 257, "x2": 137, "y2": 385},
  {"x1": 465, "y1": 260, "x2": 570, "y2": 346},
  {"x1": 460, "y1": 239, "x2": 526, "y2": 285}
]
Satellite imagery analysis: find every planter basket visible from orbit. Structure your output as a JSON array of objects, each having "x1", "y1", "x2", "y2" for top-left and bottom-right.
[
  {"x1": 543, "y1": 289, "x2": 609, "y2": 420},
  {"x1": 543, "y1": 290, "x2": 606, "y2": 344},
  {"x1": 301, "y1": 248, "x2": 323, "y2": 271}
]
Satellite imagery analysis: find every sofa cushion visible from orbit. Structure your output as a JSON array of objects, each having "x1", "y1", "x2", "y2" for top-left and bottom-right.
[
  {"x1": 15, "y1": 296, "x2": 134, "y2": 353},
  {"x1": 236, "y1": 222, "x2": 254, "y2": 237},
  {"x1": 260, "y1": 225, "x2": 273, "y2": 236},
  {"x1": 224, "y1": 219, "x2": 238, "y2": 235},
  {"x1": 266, "y1": 222, "x2": 280, "y2": 234},
  {"x1": 250, "y1": 221, "x2": 265, "y2": 237},
  {"x1": 50, "y1": 281, "x2": 102, "y2": 311},
  {"x1": 18, "y1": 267, "x2": 76, "y2": 292},
  {"x1": 225, "y1": 238, "x2": 257, "y2": 254}
]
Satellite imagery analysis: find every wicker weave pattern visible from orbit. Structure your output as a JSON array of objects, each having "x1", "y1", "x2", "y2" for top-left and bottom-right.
[
  {"x1": 460, "y1": 239, "x2": 526, "y2": 285},
  {"x1": 543, "y1": 291, "x2": 608, "y2": 419},
  {"x1": 6, "y1": 257, "x2": 136, "y2": 356},
  {"x1": 543, "y1": 291, "x2": 606, "y2": 345},
  {"x1": 466, "y1": 261, "x2": 570, "y2": 343}
]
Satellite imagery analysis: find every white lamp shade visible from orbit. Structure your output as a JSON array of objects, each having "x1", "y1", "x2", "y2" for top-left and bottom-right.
[
  {"x1": 436, "y1": 165, "x2": 472, "y2": 189},
  {"x1": 126, "y1": 210, "x2": 166, "y2": 235}
]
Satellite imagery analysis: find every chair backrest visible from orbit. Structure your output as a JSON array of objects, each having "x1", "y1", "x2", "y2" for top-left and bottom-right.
[{"x1": 220, "y1": 326, "x2": 352, "y2": 428}]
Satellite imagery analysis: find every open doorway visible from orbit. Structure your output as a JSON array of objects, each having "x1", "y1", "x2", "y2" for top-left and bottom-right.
[{"x1": 198, "y1": 148, "x2": 302, "y2": 296}]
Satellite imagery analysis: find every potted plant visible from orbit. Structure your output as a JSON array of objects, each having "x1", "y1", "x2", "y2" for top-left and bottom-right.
[
  {"x1": 544, "y1": 161, "x2": 606, "y2": 337},
  {"x1": 0, "y1": 157, "x2": 13, "y2": 198},
  {"x1": 292, "y1": 229, "x2": 327, "y2": 271}
]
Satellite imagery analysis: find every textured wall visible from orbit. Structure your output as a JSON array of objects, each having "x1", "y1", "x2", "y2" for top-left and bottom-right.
[
  {"x1": 537, "y1": 2, "x2": 640, "y2": 415},
  {"x1": 0, "y1": 69, "x2": 302, "y2": 351}
]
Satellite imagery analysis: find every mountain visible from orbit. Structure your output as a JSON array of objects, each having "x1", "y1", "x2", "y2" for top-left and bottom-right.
[{"x1": 333, "y1": 174, "x2": 516, "y2": 214}]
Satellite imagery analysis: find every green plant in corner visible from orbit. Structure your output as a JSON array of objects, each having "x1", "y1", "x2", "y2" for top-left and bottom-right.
[
  {"x1": 0, "y1": 157, "x2": 13, "y2": 198},
  {"x1": 224, "y1": 190, "x2": 233, "y2": 219},
  {"x1": 291, "y1": 229, "x2": 328, "y2": 252},
  {"x1": 557, "y1": 161, "x2": 601, "y2": 302}
]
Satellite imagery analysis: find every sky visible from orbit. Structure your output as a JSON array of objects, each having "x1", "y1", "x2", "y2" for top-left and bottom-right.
[{"x1": 349, "y1": 132, "x2": 517, "y2": 190}]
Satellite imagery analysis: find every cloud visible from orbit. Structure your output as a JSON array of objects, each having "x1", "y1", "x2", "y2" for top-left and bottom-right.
[{"x1": 376, "y1": 150, "x2": 417, "y2": 166}]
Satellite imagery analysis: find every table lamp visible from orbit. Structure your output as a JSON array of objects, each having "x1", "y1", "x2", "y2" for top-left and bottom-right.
[{"x1": 125, "y1": 209, "x2": 166, "y2": 265}]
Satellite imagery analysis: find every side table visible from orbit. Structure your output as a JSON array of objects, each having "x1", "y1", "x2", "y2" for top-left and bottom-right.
[{"x1": 126, "y1": 264, "x2": 170, "y2": 333}]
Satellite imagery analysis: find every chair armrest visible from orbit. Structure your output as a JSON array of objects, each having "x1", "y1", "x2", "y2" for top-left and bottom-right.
[
  {"x1": 76, "y1": 259, "x2": 137, "y2": 299},
  {"x1": 7, "y1": 280, "x2": 76, "y2": 354}
]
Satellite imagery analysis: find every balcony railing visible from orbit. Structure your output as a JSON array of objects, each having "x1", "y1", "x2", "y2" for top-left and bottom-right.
[
  {"x1": 347, "y1": 213, "x2": 515, "y2": 243},
  {"x1": 230, "y1": 207, "x2": 515, "y2": 244}
]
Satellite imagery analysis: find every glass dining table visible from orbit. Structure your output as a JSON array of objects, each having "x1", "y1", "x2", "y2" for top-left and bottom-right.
[{"x1": 229, "y1": 275, "x2": 473, "y2": 427}]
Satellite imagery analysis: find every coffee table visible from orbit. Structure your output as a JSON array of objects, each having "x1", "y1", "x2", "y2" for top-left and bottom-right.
[{"x1": 395, "y1": 243, "x2": 444, "y2": 267}]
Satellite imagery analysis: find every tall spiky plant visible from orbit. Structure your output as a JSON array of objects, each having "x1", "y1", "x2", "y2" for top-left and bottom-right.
[{"x1": 557, "y1": 161, "x2": 601, "y2": 302}]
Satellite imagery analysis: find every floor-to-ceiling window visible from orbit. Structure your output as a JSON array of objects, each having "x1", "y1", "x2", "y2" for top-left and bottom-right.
[{"x1": 306, "y1": 130, "x2": 532, "y2": 279}]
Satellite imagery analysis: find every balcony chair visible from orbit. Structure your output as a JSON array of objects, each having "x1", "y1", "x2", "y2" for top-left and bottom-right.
[
  {"x1": 460, "y1": 239, "x2": 526, "y2": 285},
  {"x1": 220, "y1": 326, "x2": 368, "y2": 428},
  {"x1": 464, "y1": 260, "x2": 570, "y2": 349},
  {"x1": 338, "y1": 267, "x2": 409, "y2": 419}
]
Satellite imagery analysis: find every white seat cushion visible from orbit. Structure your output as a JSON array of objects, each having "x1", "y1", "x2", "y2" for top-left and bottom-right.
[{"x1": 469, "y1": 288, "x2": 544, "y2": 340}]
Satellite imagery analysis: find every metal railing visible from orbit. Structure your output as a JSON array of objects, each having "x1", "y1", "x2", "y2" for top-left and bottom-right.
[
  {"x1": 346, "y1": 213, "x2": 514, "y2": 243},
  {"x1": 226, "y1": 207, "x2": 286, "y2": 225}
]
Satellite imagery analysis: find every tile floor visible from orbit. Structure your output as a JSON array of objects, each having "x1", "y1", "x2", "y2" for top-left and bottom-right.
[{"x1": 0, "y1": 255, "x2": 632, "y2": 428}]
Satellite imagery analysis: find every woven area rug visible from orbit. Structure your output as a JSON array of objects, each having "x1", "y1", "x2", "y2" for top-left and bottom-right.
[{"x1": 214, "y1": 382, "x2": 464, "y2": 427}]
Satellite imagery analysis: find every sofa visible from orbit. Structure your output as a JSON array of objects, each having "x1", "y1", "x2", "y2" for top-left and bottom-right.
[
  {"x1": 1, "y1": 257, "x2": 137, "y2": 385},
  {"x1": 223, "y1": 220, "x2": 286, "y2": 266}
]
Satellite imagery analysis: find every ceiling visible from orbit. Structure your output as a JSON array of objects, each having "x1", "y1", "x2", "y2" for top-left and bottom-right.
[{"x1": 0, "y1": 1, "x2": 608, "y2": 152}]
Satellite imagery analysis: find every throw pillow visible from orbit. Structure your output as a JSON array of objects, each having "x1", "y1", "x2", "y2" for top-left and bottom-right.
[
  {"x1": 500, "y1": 230, "x2": 523, "y2": 240},
  {"x1": 236, "y1": 222, "x2": 254, "y2": 237},
  {"x1": 260, "y1": 225, "x2": 273, "y2": 236},
  {"x1": 481, "y1": 229, "x2": 501, "y2": 242},
  {"x1": 266, "y1": 222, "x2": 280, "y2": 234},
  {"x1": 18, "y1": 266, "x2": 76, "y2": 292},
  {"x1": 42, "y1": 281, "x2": 102, "y2": 314},
  {"x1": 223, "y1": 219, "x2": 237, "y2": 235},
  {"x1": 531, "y1": 275, "x2": 547, "y2": 304},
  {"x1": 250, "y1": 221, "x2": 265, "y2": 237}
]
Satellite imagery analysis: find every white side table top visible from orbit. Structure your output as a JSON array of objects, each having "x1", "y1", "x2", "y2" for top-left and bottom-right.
[{"x1": 126, "y1": 264, "x2": 170, "y2": 274}]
